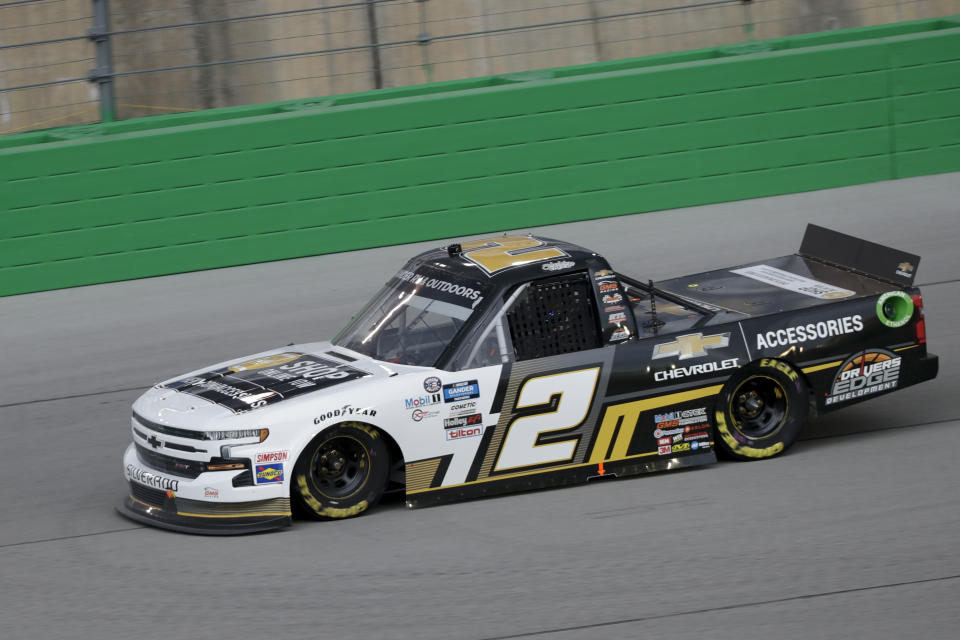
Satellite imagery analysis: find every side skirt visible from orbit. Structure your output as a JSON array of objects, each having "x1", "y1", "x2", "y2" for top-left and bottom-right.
[{"x1": 405, "y1": 450, "x2": 717, "y2": 508}]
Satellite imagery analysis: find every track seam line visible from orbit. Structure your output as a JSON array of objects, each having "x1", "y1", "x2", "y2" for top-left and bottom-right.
[
  {"x1": 0, "y1": 385, "x2": 148, "y2": 409},
  {"x1": 0, "y1": 526, "x2": 145, "y2": 550},
  {"x1": 917, "y1": 277, "x2": 960, "y2": 287},
  {"x1": 800, "y1": 417, "x2": 960, "y2": 443},
  {"x1": 478, "y1": 574, "x2": 960, "y2": 640}
]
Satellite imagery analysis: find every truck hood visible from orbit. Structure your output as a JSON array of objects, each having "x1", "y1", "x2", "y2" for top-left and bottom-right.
[{"x1": 135, "y1": 343, "x2": 390, "y2": 428}]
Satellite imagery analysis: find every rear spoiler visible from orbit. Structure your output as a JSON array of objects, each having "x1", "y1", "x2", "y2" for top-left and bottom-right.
[{"x1": 798, "y1": 224, "x2": 920, "y2": 288}]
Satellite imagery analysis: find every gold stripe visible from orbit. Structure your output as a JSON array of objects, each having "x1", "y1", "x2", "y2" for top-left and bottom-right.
[
  {"x1": 176, "y1": 510, "x2": 290, "y2": 519},
  {"x1": 800, "y1": 345, "x2": 917, "y2": 375},
  {"x1": 130, "y1": 495, "x2": 291, "y2": 518},
  {"x1": 894, "y1": 345, "x2": 919, "y2": 352},
  {"x1": 801, "y1": 360, "x2": 842, "y2": 374},
  {"x1": 590, "y1": 385, "x2": 721, "y2": 462},
  {"x1": 129, "y1": 496, "x2": 155, "y2": 510},
  {"x1": 480, "y1": 364, "x2": 529, "y2": 477},
  {"x1": 405, "y1": 458, "x2": 442, "y2": 492}
]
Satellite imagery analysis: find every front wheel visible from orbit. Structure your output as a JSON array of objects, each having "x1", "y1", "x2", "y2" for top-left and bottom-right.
[
  {"x1": 714, "y1": 359, "x2": 808, "y2": 460},
  {"x1": 293, "y1": 423, "x2": 390, "y2": 520}
]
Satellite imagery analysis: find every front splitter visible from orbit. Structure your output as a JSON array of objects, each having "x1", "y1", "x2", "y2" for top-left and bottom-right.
[{"x1": 117, "y1": 492, "x2": 292, "y2": 536}]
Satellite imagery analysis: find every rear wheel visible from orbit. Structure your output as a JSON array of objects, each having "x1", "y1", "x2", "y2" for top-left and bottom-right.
[
  {"x1": 293, "y1": 423, "x2": 389, "y2": 520},
  {"x1": 715, "y1": 359, "x2": 808, "y2": 460}
]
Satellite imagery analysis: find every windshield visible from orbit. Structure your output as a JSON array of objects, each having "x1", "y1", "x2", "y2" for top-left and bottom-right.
[{"x1": 334, "y1": 265, "x2": 489, "y2": 367}]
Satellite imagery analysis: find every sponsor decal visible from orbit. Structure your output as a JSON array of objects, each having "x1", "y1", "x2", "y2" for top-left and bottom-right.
[
  {"x1": 654, "y1": 427, "x2": 684, "y2": 438},
  {"x1": 404, "y1": 394, "x2": 441, "y2": 409},
  {"x1": 396, "y1": 269, "x2": 483, "y2": 301},
  {"x1": 443, "y1": 380, "x2": 480, "y2": 403},
  {"x1": 255, "y1": 463, "x2": 284, "y2": 484},
  {"x1": 443, "y1": 413, "x2": 483, "y2": 429},
  {"x1": 459, "y1": 236, "x2": 568, "y2": 275},
  {"x1": 228, "y1": 352, "x2": 301, "y2": 372},
  {"x1": 257, "y1": 368, "x2": 298, "y2": 382},
  {"x1": 685, "y1": 431, "x2": 710, "y2": 440},
  {"x1": 876, "y1": 291, "x2": 914, "y2": 328},
  {"x1": 825, "y1": 349, "x2": 901, "y2": 406},
  {"x1": 672, "y1": 442, "x2": 691, "y2": 453},
  {"x1": 126, "y1": 464, "x2": 179, "y2": 492},
  {"x1": 654, "y1": 408, "x2": 708, "y2": 427},
  {"x1": 896, "y1": 262, "x2": 914, "y2": 278},
  {"x1": 604, "y1": 305, "x2": 626, "y2": 313},
  {"x1": 653, "y1": 332, "x2": 730, "y2": 360},
  {"x1": 602, "y1": 293, "x2": 623, "y2": 304},
  {"x1": 654, "y1": 358, "x2": 739, "y2": 382},
  {"x1": 731, "y1": 264, "x2": 855, "y2": 300},
  {"x1": 449, "y1": 401, "x2": 478, "y2": 413},
  {"x1": 314, "y1": 405, "x2": 378, "y2": 424},
  {"x1": 672, "y1": 433, "x2": 683, "y2": 443},
  {"x1": 255, "y1": 450, "x2": 290, "y2": 464},
  {"x1": 658, "y1": 437, "x2": 671, "y2": 446},
  {"x1": 598, "y1": 282, "x2": 619, "y2": 293},
  {"x1": 165, "y1": 353, "x2": 369, "y2": 413},
  {"x1": 610, "y1": 329, "x2": 630, "y2": 341},
  {"x1": 204, "y1": 487, "x2": 219, "y2": 499},
  {"x1": 423, "y1": 376, "x2": 442, "y2": 393},
  {"x1": 608, "y1": 312, "x2": 627, "y2": 324},
  {"x1": 658, "y1": 445, "x2": 672, "y2": 455},
  {"x1": 594, "y1": 269, "x2": 615, "y2": 280},
  {"x1": 412, "y1": 409, "x2": 440, "y2": 422},
  {"x1": 279, "y1": 359, "x2": 362, "y2": 380},
  {"x1": 446, "y1": 426, "x2": 485, "y2": 441},
  {"x1": 755, "y1": 315, "x2": 863, "y2": 350},
  {"x1": 542, "y1": 260, "x2": 576, "y2": 272}
]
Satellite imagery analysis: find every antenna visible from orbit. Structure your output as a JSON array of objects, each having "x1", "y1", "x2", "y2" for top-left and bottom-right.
[
  {"x1": 645, "y1": 279, "x2": 664, "y2": 334},
  {"x1": 649, "y1": 279, "x2": 657, "y2": 331}
]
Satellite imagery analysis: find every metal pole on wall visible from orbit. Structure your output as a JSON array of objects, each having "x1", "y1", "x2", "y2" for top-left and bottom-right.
[
  {"x1": 88, "y1": 0, "x2": 116, "y2": 123},
  {"x1": 366, "y1": 0, "x2": 383, "y2": 89},
  {"x1": 741, "y1": 0, "x2": 754, "y2": 40}
]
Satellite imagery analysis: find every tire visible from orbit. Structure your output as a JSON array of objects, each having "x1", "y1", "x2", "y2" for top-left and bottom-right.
[
  {"x1": 293, "y1": 422, "x2": 390, "y2": 520},
  {"x1": 714, "y1": 359, "x2": 808, "y2": 460}
]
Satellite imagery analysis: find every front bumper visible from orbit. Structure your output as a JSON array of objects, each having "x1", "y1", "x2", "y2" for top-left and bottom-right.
[
  {"x1": 117, "y1": 488, "x2": 291, "y2": 535},
  {"x1": 117, "y1": 443, "x2": 292, "y2": 535}
]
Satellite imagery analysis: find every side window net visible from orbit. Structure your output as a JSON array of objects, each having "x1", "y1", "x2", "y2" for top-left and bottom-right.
[{"x1": 506, "y1": 274, "x2": 601, "y2": 361}]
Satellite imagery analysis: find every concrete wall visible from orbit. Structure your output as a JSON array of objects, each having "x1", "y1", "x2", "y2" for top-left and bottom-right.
[{"x1": 0, "y1": 18, "x2": 958, "y2": 297}]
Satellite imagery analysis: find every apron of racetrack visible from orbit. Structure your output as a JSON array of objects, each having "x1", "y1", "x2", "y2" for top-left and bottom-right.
[{"x1": 1, "y1": 172, "x2": 957, "y2": 639}]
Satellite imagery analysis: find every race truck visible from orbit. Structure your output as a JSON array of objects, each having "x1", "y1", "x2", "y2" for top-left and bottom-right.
[{"x1": 118, "y1": 224, "x2": 938, "y2": 534}]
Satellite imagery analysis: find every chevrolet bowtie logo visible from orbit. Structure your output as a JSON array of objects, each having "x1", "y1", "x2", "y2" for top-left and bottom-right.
[
  {"x1": 147, "y1": 435, "x2": 163, "y2": 449},
  {"x1": 653, "y1": 332, "x2": 730, "y2": 360}
]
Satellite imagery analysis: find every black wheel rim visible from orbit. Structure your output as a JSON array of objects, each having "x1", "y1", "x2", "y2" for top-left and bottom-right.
[
  {"x1": 310, "y1": 436, "x2": 369, "y2": 499},
  {"x1": 730, "y1": 375, "x2": 788, "y2": 438}
]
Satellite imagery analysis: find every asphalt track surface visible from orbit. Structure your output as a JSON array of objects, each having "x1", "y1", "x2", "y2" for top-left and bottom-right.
[{"x1": 1, "y1": 173, "x2": 958, "y2": 639}]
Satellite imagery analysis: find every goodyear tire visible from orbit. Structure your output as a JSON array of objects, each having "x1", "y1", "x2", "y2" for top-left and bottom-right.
[
  {"x1": 293, "y1": 423, "x2": 389, "y2": 520},
  {"x1": 714, "y1": 359, "x2": 808, "y2": 460}
]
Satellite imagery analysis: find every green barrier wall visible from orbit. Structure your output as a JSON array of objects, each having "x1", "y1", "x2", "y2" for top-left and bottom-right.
[{"x1": 1, "y1": 18, "x2": 958, "y2": 297}]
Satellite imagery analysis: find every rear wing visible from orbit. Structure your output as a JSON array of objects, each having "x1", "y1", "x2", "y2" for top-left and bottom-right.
[{"x1": 798, "y1": 224, "x2": 920, "y2": 288}]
